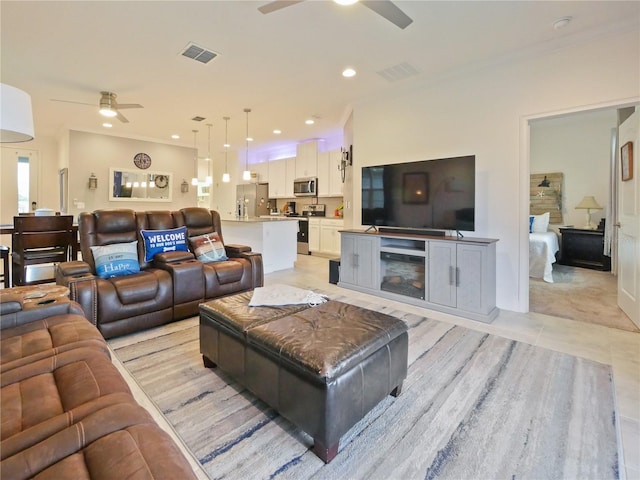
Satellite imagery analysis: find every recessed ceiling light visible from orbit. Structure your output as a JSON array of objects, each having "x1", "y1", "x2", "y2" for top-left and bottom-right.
[
  {"x1": 246, "y1": 136, "x2": 254, "y2": 142},
  {"x1": 553, "y1": 16, "x2": 572, "y2": 30},
  {"x1": 102, "y1": 123, "x2": 112, "y2": 128},
  {"x1": 334, "y1": 0, "x2": 358, "y2": 5},
  {"x1": 305, "y1": 119, "x2": 315, "y2": 125},
  {"x1": 342, "y1": 68, "x2": 356, "y2": 78},
  {"x1": 273, "y1": 129, "x2": 282, "y2": 135},
  {"x1": 171, "y1": 134, "x2": 180, "y2": 139}
]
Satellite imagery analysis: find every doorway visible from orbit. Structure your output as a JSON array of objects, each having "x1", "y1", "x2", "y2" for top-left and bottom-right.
[{"x1": 527, "y1": 105, "x2": 638, "y2": 331}]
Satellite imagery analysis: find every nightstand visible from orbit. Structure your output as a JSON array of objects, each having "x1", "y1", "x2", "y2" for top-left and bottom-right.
[{"x1": 558, "y1": 228, "x2": 611, "y2": 271}]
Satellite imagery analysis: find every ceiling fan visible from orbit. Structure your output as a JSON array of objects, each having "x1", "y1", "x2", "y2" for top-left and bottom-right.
[
  {"x1": 51, "y1": 91, "x2": 143, "y2": 123},
  {"x1": 258, "y1": 0, "x2": 413, "y2": 30}
]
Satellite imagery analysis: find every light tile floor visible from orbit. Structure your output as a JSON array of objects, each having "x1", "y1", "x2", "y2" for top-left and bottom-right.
[{"x1": 271, "y1": 254, "x2": 640, "y2": 480}]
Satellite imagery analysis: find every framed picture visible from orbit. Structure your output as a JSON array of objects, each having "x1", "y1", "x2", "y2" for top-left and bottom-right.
[
  {"x1": 402, "y1": 172, "x2": 429, "y2": 204},
  {"x1": 621, "y1": 141, "x2": 633, "y2": 181}
]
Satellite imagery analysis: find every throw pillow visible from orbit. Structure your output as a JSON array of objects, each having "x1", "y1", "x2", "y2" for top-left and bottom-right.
[
  {"x1": 529, "y1": 216, "x2": 535, "y2": 233},
  {"x1": 189, "y1": 232, "x2": 228, "y2": 263},
  {"x1": 140, "y1": 226, "x2": 188, "y2": 262},
  {"x1": 90, "y1": 241, "x2": 140, "y2": 278},
  {"x1": 531, "y1": 212, "x2": 550, "y2": 233}
]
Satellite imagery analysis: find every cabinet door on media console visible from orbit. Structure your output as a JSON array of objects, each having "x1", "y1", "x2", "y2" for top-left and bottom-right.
[{"x1": 340, "y1": 234, "x2": 377, "y2": 289}]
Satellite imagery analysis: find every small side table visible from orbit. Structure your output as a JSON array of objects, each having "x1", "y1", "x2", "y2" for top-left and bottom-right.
[{"x1": 558, "y1": 228, "x2": 611, "y2": 271}]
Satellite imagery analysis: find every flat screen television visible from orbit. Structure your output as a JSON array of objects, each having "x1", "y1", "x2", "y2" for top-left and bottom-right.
[{"x1": 362, "y1": 155, "x2": 475, "y2": 233}]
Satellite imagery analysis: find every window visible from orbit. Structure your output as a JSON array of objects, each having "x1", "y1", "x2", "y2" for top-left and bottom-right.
[{"x1": 17, "y1": 156, "x2": 30, "y2": 213}]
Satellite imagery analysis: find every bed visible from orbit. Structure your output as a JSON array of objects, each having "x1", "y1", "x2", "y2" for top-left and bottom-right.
[{"x1": 529, "y1": 231, "x2": 559, "y2": 283}]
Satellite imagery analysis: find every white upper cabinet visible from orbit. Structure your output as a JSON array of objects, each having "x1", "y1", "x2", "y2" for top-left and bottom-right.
[
  {"x1": 295, "y1": 141, "x2": 318, "y2": 178},
  {"x1": 268, "y1": 159, "x2": 287, "y2": 198},
  {"x1": 252, "y1": 161, "x2": 269, "y2": 183},
  {"x1": 318, "y1": 149, "x2": 344, "y2": 197}
]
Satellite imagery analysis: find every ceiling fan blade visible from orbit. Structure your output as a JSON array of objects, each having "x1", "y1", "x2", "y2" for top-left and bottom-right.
[
  {"x1": 116, "y1": 111, "x2": 130, "y2": 123},
  {"x1": 361, "y1": 0, "x2": 413, "y2": 29},
  {"x1": 258, "y1": 0, "x2": 304, "y2": 14},
  {"x1": 116, "y1": 103, "x2": 143, "y2": 110},
  {"x1": 51, "y1": 98, "x2": 95, "y2": 106}
]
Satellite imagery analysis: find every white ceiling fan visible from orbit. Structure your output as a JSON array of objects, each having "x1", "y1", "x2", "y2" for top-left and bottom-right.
[
  {"x1": 258, "y1": 0, "x2": 413, "y2": 30},
  {"x1": 51, "y1": 91, "x2": 143, "y2": 123}
]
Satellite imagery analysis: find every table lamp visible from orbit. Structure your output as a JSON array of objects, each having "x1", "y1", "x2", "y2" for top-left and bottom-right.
[{"x1": 575, "y1": 196, "x2": 602, "y2": 230}]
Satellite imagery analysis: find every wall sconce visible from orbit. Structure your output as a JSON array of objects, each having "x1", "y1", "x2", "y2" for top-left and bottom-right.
[
  {"x1": 88, "y1": 173, "x2": 98, "y2": 190},
  {"x1": 181, "y1": 179, "x2": 189, "y2": 193},
  {"x1": 339, "y1": 144, "x2": 353, "y2": 183}
]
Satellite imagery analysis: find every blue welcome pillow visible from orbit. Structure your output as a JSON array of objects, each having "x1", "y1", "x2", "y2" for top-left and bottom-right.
[
  {"x1": 140, "y1": 226, "x2": 188, "y2": 262},
  {"x1": 529, "y1": 216, "x2": 535, "y2": 233},
  {"x1": 90, "y1": 241, "x2": 140, "y2": 278}
]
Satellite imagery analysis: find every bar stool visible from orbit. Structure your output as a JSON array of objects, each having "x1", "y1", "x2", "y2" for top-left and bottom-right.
[{"x1": 0, "y1": 245, "x2": 9, "y2": 288}]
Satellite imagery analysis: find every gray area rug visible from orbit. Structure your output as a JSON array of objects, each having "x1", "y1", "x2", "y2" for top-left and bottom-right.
[{"x1": 110, "y1": 297, "x2": 619, "y2": 480}]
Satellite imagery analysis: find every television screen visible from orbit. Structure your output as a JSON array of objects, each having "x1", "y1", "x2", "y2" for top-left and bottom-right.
[{"x1": 362, "y1": 155, "x2": 475, "y2": 232}]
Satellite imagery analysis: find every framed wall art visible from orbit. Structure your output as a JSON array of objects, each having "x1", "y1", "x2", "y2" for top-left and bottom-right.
[{"x1": 621, "y1": 141, "x2": 633, "y2": 181}]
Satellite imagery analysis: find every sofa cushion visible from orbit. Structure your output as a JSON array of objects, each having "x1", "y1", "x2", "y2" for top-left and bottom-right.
[
  {"x1": 0, "y1": 314, "x2": 108, "y2": 373},
  {"x1": 90, "y1": 241, "x2": 140, "y2": 278},
  {"x1": 140, "y1": 226, "x2": 188, "y2": 262},
  {"x1": 189, "y1": 232, "x2": 228, "y2": 263},
  {"x1": 108, "y1": 270, "x2": 163, "y2": 305}
]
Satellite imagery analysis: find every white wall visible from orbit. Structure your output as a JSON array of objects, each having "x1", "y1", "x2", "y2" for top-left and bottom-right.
[
  {"x1": 67, "y1": 130, "x2": 197, "y2": 218},
  {"x1": 348, "y1": 29, "x2": 640, "y2": 312},
  {"x1": 530, "y1": 109, "x2": 617, "y2": 229}
]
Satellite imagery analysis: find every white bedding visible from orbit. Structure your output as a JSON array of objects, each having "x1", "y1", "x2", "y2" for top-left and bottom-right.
[{"x1": 529, "y1": 231, "x2": 559, "y2": 283}]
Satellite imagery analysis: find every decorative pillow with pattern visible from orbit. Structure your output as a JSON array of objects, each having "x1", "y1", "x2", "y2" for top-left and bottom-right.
[
  {"x1": 531, "y1": 212, "x2": 550, "y2": 233},
  {"x1": 140, "y1": 226, "x2": 188, "y2": 262},
  {"x1": 189, "y1": 232, "x2": 228, "y2": 263},
  {"x1": 90, "y1": 241, "x2": 140, "y2": 278}
]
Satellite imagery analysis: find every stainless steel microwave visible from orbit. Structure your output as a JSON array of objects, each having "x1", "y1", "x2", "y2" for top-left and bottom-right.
[{"x1": 293, "y1": 177, "x2": 317, "y2": 197}]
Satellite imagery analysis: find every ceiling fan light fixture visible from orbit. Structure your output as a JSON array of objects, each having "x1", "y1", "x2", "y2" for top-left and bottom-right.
[{"x1": 99, "y1": 106, "x2": 117, "y2": 117}]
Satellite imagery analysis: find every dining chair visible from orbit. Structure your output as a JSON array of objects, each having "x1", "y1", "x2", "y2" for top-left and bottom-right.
[
  {"x1": 11, "y1": 215, "x2": 74, "y2": 286},
  {"x1": 0, "y1": 245, "x2": 9, "y2": 288}
]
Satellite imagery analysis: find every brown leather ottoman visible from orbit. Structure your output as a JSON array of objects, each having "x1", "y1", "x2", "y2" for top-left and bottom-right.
[{"x1": 199, "y1": 293, "x2": 408, "y2": 463}]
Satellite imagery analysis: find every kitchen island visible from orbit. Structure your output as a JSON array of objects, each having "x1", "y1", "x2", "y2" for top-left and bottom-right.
[{"x1": 221, "y1": 217, "x2": 298, "y2": 273}]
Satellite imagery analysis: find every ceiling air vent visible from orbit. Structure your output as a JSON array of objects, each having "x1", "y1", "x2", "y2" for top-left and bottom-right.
[
  {"x1": 192, "y1": 116, "x2": 206, "y2": 122},
  {"x1": 181, "y1": 42, "x2": 218, "y2": 64},
  {"x1": 377, "y1": 62, "x2": 420, "y2": 83}
]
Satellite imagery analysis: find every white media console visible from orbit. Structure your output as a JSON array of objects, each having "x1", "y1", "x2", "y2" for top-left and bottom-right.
[{"x1": 339, "y1": 230, "x2": 499, "y2": 323}]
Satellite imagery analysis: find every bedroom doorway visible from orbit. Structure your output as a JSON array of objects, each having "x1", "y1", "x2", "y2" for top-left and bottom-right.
[{"x1": 528, "y1": 104, "x2": 639, "y2": 332}]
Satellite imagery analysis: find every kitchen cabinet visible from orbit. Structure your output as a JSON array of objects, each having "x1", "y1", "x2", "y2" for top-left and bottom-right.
[
  {"x1": 285, "y1": 157, "x2": 296, "y2": 197},
  {"x1": 309, "y1": 218, "x2": 320, "y2": 252},
  {"x1": 267, "y1": 159, "x2": 287, "y2": 198},
  {"x1": 317, "y1": 149, "x2": 344, "y2": 197},
  {"x1": 295, "y1": 141, "x2": 318, "y2": 178},
  {"x1": 339, "y1": 230, "x2": 498, "y2": 322},
  {"x1": 319, "y1": 219, "x2": 343, "y2": 255}
]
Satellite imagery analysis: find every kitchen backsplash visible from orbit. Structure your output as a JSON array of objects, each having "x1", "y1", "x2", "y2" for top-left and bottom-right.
[{"x1": 270, "y1": 197, "x2": 343, "y2": 217}]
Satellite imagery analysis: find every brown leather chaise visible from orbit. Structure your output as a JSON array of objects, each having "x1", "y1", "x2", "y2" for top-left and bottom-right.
[{"x1": 0, "y1": 292, "x2": 197, "y2": 479}]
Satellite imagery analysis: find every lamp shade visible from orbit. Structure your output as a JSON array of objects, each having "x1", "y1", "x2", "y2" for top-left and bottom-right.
[
  {"x1": 575, "y1": 196, "x2": 602, "y2": 210},
  {"x1": 0, "y1": 84, "x2": 35, "y2": 143}
]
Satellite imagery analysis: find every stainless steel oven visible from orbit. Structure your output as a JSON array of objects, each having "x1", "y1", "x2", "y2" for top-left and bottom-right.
[{"x1": 293, "y1": 177, "x2": 317, "y2": 197}]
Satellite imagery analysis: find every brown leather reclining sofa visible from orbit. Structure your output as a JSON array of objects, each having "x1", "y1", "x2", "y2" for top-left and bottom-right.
[
  {"x1": 0, "y1": 290, "x2": 197, "y2": 479},
  {"x1": 56, "y1": 207, "x2": 263, "y2": 339}
]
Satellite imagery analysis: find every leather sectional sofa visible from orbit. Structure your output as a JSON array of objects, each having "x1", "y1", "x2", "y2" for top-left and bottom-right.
[
  {"x1": 0, "y1": 289, "x2": 197, "y2": 479},
  {"x1": 56, "y1": 207, "x2": 263, "y2": 339}
]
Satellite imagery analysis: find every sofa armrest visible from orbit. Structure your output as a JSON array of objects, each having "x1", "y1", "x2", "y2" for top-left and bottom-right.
[
  {"x1": 235, "y1": 251, "x2": 264, "y2": 288},
  {"x1": 153, "y1": 250, "x2": 195, "y2": 264},
  {"x1": 225, "y1": 244, "x2": 252, "y2": 255},
  {"x1": 0, "y1": 293, "x2": 85, "y2": 330}
]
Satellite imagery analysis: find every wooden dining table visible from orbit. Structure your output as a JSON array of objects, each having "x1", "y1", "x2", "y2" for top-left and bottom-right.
[{"x1": 0, "y1": 224, "x2": 81, "y2": 260}]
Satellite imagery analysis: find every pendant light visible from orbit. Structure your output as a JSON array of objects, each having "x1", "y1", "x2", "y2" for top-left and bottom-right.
[
  {"x1": 191, "y1": 129, "x2": 199, "y2": 186},
  {"x1": 205, "y1": 123, "x2": 213, "y2": 186},
  {"x1": 222, "y1": 116, "x2": 231, "y2": 183},
  {"x1": 243, "y1": 108, "x2": 252, "y2": 181}
]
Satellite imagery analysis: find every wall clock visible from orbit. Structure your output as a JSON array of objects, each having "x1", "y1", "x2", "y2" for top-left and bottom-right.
[
  {"x1": 133, "y1": 152, "x2": 152, "y2": 169},
  {"x1": 155, "y1": 174, "x2": 169, "y2": 189}
]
